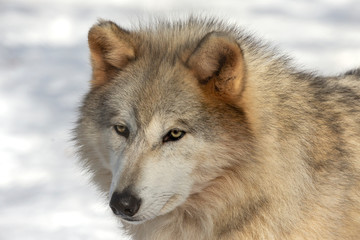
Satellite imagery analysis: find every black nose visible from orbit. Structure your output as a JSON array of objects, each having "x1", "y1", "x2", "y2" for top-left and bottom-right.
[{"x1": 110, "y1": 190, "x2": 141, "y2": 217}]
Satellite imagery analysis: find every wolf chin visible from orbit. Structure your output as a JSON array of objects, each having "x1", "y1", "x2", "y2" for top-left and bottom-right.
[{"x1": 74, "y1": 17, "x2": 360, "y2": 239}]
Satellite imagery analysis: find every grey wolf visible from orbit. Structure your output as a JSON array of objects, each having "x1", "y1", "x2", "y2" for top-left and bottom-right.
[{"x1": 74, "y1": 18, "x2": 360, "y2": 239}]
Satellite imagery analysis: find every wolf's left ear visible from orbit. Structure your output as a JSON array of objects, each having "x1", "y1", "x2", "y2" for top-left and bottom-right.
[
  {"x1": 186, "y1": 32, "x2": 245, "y2": 98},
  {"x1": 88, "y1": 20, "x2": 135, "y2": 87}
]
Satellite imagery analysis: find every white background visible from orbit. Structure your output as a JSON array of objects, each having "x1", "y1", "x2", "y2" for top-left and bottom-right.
[{"x1": 0, "y1": 0, "x2": 359, "y2": 239}]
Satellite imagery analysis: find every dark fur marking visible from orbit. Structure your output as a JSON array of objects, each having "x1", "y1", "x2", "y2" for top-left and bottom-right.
[
  {"x1": 215, "y1": 55, "x2": 227, "y2": 77},
  {"x1": 344, "y1": 68, "x2": 360, "y2": 77},
  {"x1": 199, "y1": 76, "x2": 212, "y2": 85},
  {"x1": 91, "y1": 91, "x2": 119, "y2": 128}
]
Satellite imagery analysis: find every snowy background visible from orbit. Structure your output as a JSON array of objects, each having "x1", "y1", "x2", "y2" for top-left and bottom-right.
[{"x1": 0, "y1": 0, "x2": 359, "y2": 239}]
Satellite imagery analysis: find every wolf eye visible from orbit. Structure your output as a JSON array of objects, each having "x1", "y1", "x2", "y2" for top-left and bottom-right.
[
  {"x1": 114, "y1": 125, "x2": 129, "y2": 138},
  {"x1": 163, "y1": 129, "x2": 186, "y2": 143}
]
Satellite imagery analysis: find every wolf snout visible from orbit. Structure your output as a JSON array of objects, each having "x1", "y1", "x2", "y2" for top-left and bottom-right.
[{"x1": 110, "y1": 190, "x2": 142, "y2": 217}]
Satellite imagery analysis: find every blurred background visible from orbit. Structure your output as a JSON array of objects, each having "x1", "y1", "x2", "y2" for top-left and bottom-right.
[{"x1": 0, "y1": 0, "x2": 359, "y2": 239}]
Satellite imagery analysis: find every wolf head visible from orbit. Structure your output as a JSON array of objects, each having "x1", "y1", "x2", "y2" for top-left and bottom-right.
[{"x1": 75, "y1": 19, "x2": 252, "y2": 223}]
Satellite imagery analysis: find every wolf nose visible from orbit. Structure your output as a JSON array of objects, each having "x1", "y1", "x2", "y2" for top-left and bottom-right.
[{"x1": 110, "y1": 190, "x2": 141, "y2": 217}]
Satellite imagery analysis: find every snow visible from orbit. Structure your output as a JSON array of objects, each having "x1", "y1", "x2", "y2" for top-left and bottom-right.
[{"x1": 0, "y1": 0, "x2": 359, "y2": 239}]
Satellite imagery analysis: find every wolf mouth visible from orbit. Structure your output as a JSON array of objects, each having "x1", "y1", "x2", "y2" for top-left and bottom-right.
[{"x1": 118, "y1": 214, "x2": 143, "y2": 223}]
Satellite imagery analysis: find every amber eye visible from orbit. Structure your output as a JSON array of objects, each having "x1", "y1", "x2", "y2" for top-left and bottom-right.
[
  {"x1": 163, "y1": 129, "x2": 186, "y2": 143},
  {"x1": 114, "y1": 125, "x2": 129, "y2": 138}
]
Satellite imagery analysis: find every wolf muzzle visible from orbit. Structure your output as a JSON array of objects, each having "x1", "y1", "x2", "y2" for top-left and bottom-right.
[{"x1": 110, "y1": 189, "x2": 142, "y2": 218}]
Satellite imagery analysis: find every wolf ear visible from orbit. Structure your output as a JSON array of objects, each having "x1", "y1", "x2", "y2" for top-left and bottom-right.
[
  {"x1": 88, "y1": 20, "x2": 135, "y2": 87},
  {"x1": 187, "y1": 32, "x2": 245, "y2": 98}
]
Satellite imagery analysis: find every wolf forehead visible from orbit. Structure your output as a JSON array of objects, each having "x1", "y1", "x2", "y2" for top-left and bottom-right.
[
  {"x1": 86, "y1": 78, "x2": 206, "y2": 129},
  {"x1": 83, "y1": 63, "x2": 214, "y2": 136}
]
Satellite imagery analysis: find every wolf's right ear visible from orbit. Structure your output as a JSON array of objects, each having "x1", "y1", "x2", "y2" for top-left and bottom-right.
[{"x1": 88, "y1": 20, "x2": 135, "y2": 87}]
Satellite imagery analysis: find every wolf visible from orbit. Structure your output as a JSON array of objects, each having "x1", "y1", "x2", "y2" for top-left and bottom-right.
[{"x1": 74, "y1": 17, "x2": 360, "y2": 239}]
